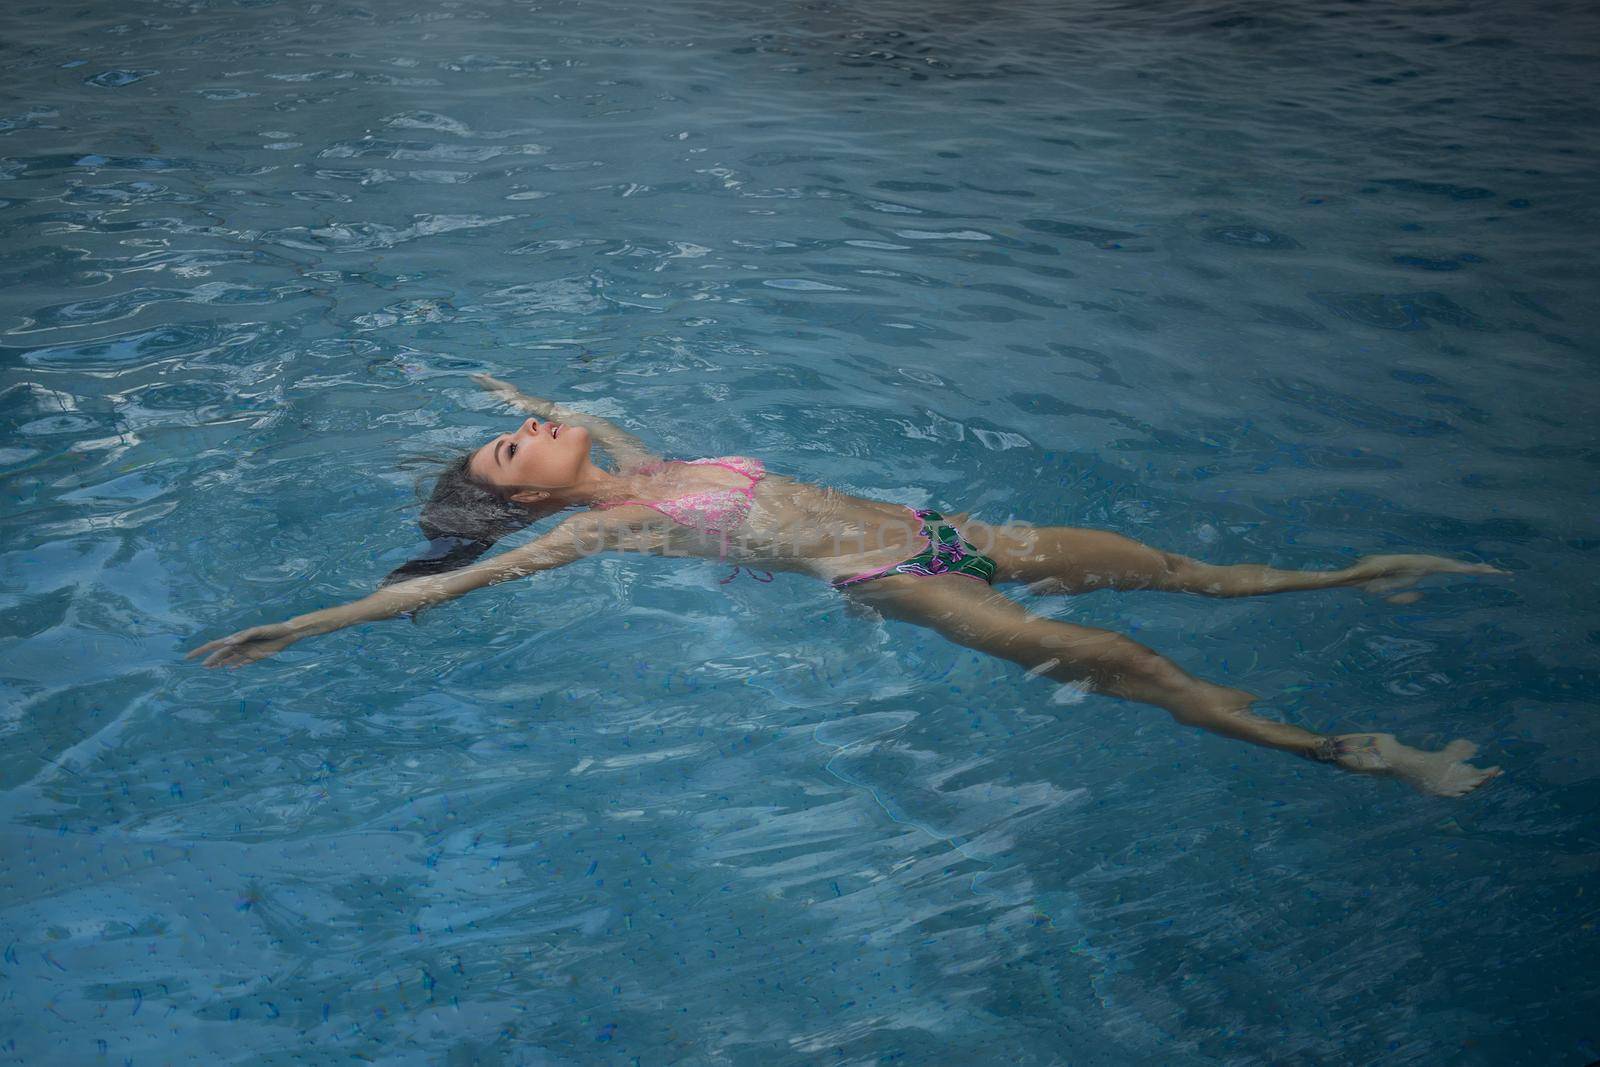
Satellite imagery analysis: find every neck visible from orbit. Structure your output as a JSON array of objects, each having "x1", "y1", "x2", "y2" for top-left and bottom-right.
[{"x1": 552, "y1": 458, "x2": 648, "y2": 507}]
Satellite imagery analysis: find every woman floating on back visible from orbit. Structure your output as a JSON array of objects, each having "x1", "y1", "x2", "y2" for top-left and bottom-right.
[{"x1": 189, "y1": 374, "x2": 1510, "y2": 797}]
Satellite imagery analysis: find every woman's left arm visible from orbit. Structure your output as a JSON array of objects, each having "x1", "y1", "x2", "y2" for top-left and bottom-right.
[{"x1": 471, "y1": 373, "x2": 661, "y2": 471}]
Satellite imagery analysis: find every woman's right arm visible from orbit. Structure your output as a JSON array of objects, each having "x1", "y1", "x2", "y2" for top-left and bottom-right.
[{"x1": 186, "y1": 513, "x2": 613, "y2": 669}]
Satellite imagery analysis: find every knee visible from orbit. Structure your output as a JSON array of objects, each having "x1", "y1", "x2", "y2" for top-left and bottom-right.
[
  {"x1": 1155, "y1": 552, "x2": 1198, "y2": 591},
  {"x1": 1028, "y1": 629, "x2": 1179, "y2": 686},
  {"x1": 1108, "y1": 639, "x2": 1183, "y2": 681},
  {"x1": 1168, "y1": 690, "x2": 1257, "y2": 728}
]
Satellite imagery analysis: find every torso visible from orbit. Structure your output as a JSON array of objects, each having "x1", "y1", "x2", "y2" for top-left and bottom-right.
[{"x1": 589, "y1": 456, "x2": 973, "y2": 585}]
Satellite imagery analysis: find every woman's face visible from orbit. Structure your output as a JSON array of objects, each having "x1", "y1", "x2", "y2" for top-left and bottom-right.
[{"x1": 469, "y1": 417, "x2": 592, "y2": 502}]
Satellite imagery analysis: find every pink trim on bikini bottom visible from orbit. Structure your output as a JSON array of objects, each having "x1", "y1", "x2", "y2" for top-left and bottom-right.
[{"x1": 835, "y1": 566, "x2": 990, "y2": 588}]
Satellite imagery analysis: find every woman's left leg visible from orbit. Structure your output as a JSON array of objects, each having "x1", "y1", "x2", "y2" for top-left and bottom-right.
[
  {"x1": 842, "y1": 572, "x2": 1502, "y2": 796},
  {"x1": 948, "y1": 516, "x2": 1506, "y2": 601}
]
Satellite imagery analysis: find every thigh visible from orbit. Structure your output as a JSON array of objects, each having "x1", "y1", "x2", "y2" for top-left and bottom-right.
[
  {"x1": 948, "y1": 516, "x2": 1177, "y2": 592},
  {"x1": 840, "y1": 571, "x2": 1134, "y2": 671}
]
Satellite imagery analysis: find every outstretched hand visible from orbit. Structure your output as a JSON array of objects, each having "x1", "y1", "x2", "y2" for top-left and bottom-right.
[
  {"x1": 470, "y1": 372, "x2": 519, "y2": 399},
  {"x1": 471, "y1": 373, "x2": 554, "y2": 415},
  {"x1": 186, "y1": 621, "x2": 301, "y2": 669}
]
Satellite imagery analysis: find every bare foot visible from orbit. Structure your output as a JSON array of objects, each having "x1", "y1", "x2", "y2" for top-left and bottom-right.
[
  {"x1": 1349, "y1": 554, "x2": 1508, "y2": 605},
  {"x1": 1327, "y1": 733, "x2": 1502, "y2": 797}
]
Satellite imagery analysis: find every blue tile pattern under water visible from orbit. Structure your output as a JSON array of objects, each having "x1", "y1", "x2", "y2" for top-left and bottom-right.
[{"x1": 1, "y1": 0, "x2": 1597, "y2": 1062}]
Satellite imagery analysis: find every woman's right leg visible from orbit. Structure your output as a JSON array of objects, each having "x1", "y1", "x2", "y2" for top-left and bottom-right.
[{"x1": 841, "y1": 572, "x2": 1501, "y2": 796}]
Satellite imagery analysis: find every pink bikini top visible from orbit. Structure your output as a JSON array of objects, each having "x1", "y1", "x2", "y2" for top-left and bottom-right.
[{"x1": 591, "y1": 456, "x2": 766, "y2": 537}]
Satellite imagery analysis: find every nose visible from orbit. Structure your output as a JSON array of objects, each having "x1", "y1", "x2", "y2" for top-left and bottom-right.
[{"x1": 520, "y1": 416, "x2": 540, "y2": 436}]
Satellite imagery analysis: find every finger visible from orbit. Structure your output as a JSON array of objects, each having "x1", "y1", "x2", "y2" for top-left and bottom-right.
[
  {"x1": 1386, "y1": 591, "x2": 1423, "y2": 605},
  {"x1": 1443, "y1": 739, "x2": 1478, "y2": 760},
  {"x1": 204, "y1": 646, "x2": 245, "y2": 668},
  {"x1": 186, "y1": 636, "x2": 237, "y2": 659},
  {"x1": 194, "y1": 638, "x2": 248, "y2": 663},
  {"x1": 214, "y1": 646, "x2": 276, "y2": 668}
]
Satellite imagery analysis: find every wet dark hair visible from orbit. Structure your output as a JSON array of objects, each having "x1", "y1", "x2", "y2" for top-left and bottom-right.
[{"x1": 379, "y1": 448, "x2": 563, "y2": 592}]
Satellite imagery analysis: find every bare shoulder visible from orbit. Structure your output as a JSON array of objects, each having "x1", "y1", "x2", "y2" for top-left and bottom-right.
[
  {"x1": 555, "y1": 505, "x2": 673, "y2": 553},
  {"x1": 615, "y1": 456, "x2": 665, "y2": 476},
  {"x1": 490, "y1": 509, "x2": 663, "y2": 571},
  {"x1": 574, "y1": 503, "x2": 666, "y2": 529}
]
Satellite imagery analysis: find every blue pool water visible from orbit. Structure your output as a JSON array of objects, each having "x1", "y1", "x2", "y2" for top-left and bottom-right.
[{"x1": 2, "y1": 0, "x2": 1597, "y2": 1061}]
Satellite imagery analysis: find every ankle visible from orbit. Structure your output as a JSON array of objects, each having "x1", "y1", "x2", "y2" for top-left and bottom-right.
[{"x1": 1304, "y1": 733, "x2": 1394, "y2": 774}]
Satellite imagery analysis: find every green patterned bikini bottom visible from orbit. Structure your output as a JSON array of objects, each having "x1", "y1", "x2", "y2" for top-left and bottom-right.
[{"x1": 831, "y1": 508, "x2": 998, "y2": 589}]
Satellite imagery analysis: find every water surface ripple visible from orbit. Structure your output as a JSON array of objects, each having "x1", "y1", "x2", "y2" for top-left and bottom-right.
[{"x1": 1, "y1": 0, "x2": 1596, "y2": 1063}]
